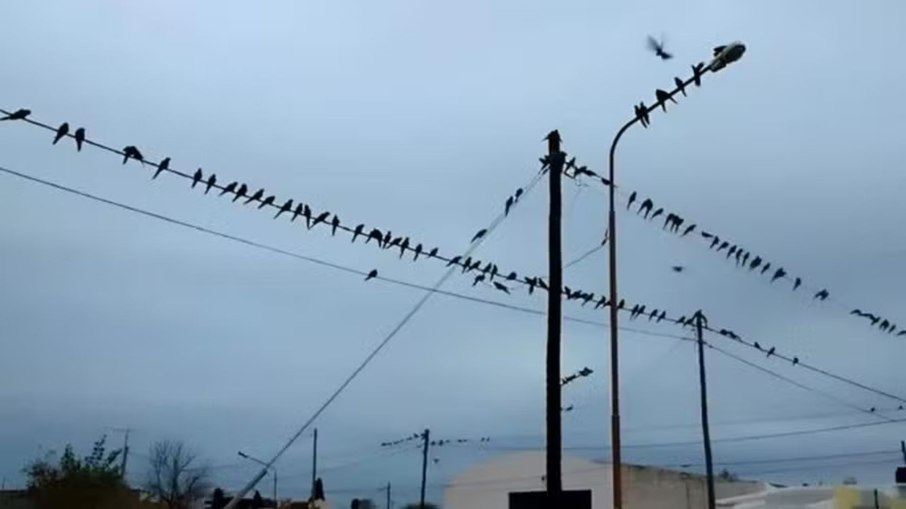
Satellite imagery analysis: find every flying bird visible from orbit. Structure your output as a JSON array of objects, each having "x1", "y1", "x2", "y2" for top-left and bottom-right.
[
  {"x1": 192, "y1": 168, "x2": 203, "y2": 188},
  {"x1": 275, "y1": 199, "x2": 293, "y2": 219},
  {"x1": 654, "y1": 89, "x2": 676, "y2": 111},
  {"x1": 0, "y1": 108, "x2": 30, "y2": 121},
  {"x1": 220, "y1": 181, "x2": 237, "y2": 197},
  {"x1": 74, "y1": 127, "x2": 86, "y2": 151},
  {"x1": 245, "y1": 188, "x2": 264, "y2": 205},
  {"x1": 52, "y1": 122, "x2": 69, "y2": 145},
  {"x1": 365, "y1": 269, "x2": 378, "y2": 281},
  {"x1": 472, "y1": 228, "x2": 488, "y2": 243},
  {"x1": 121, "y1": 146, "x2": 144, "y2": 165},
  {"x1": 204, "y1": 174, "x2": 217, "y2": 194},
  {"x1": 153, "y1": 157, "x2": 171, "y2": 180},
  {"x1": 813, "y1": 289, "x2": 829, "y2": 301},
  {"x1": 646, "y1": 35, "x2": 673, "y2": 60},
  {"x1": 257, "y1": 195, "x2": 275, "y2": 209},
  {"x1": 627, "y1": 192, "x2": 637, "y2": 210},
  {"x1": 674, "y1": 77, "x2": 687, "y2": 96}
]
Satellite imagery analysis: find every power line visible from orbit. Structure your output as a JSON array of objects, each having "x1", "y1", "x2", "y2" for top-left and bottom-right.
[
  {"x1": 568, "y1": 162, "x2": 905, "y2": 341},
  {"x1": 3, "y1": 162, "x2": 901, "y2": 438}
]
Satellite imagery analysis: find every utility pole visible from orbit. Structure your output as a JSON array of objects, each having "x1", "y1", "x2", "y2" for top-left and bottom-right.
[
  {"x1": 695, "y1": 311, "x2": 716, "y2": 509},
  {"x1": 545, "y1": 130, "x2": 565, "y2": 509},
  {"x1": 310, "y1": 428, "x2": 318, "y2": 500},
  {"x1": 385, "y1": 482, "x2": 392, "y2": 509},
  {"x1": 112, "y1": 428, "x2": 131, "y2": 478},
  {"x1": 420, "y1": 429, "x2": 430, "y2": 509},
  {"x1": 901, "y1": 441, "x2": 906, "y2": 464}
]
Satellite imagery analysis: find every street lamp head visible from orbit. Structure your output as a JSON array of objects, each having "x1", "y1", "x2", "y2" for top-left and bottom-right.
[
  {"x1": 709, "y1": 41, "x2": 746, "y2": 72},
  {"x1": 237, "y1": 451, "x2": 249, "y2": 459}
]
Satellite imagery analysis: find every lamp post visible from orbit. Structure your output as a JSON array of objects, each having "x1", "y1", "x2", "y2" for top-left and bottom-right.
[
  {"x1": 238, "y1": 451, "x2": 277, "y2": 507},
  {"x1": 605, "y1": 41, "x2": 745, "y2": 509}
]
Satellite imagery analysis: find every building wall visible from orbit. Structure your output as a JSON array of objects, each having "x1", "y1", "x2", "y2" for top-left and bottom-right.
[{"x1": 444, "y1": 452, "x2": 764, "y2": 509}]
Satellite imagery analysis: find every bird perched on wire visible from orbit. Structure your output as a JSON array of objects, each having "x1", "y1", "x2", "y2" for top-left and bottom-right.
[
  {"x1": 0, "y1": 108, "x2": 31, "y2": 121},
  {"x1": 52, "y1": 122, "x2": 69, "y2": 145},
  {"x1": 646, "y1": 35, "x2": 673, "y2": 60},
  {"x1": 74, "y1": 127, "x2": 86, "y2": 151}
]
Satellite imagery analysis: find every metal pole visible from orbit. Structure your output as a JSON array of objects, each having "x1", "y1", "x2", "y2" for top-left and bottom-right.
[
  {"x1": 545, "y1": 130, "x2": 565, "y2": 509},
  {"x1": 695, "y1": 311, "x2": 717, "y2": 509},
  {"x1": 420, "y1": 429, "x2": 430, "y2": 508},
  {"x1": 311, "y1": 428, "x2": 318, "y2": 500},
  {"x1": 273, "y1": 469, "x2": 277, "y2": 507},
  {"x1": 386, "y1": 482, "x2": 392, "y2": 509},
  {"x1": 901, "y1": 440, "x2": 906, "y2": 464}
]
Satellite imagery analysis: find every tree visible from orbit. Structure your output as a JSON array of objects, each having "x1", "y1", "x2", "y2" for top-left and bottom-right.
[
  {"x1": 144, "y1": 440, "x2": 211, "y2": 509},
  {"x1": 23, "y1": 435, "x2": 130, "y2": 509}
]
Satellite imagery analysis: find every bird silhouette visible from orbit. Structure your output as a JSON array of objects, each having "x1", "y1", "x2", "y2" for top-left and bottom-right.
[
  {"x1": 674, "y1": 77, "x2": 687, "y2": 97},
  {"x1": 760, "y1": 262, "x2": 772, "y2": 275},
  {"x1": 870, "y1": 407, "x2": 876, "y2": 413},
  {"x1": 275, "y1": 199, "x2": 293, "y2": 219},
  {"x1": 220, "y1": 181, "x2": 237, "y2": 197},
  {"x1": 0, "y1": 109, "x2": 30, "y2": 121},
  {"x1": 506, "y1": 271, "x2": 518, "y2": 281},
  {"x1": 351, "y1": 224, "x2": 364, "y2": 243},
  {"x1": 413, "y1": 243, "x2": 423, "y2": 261},
  {"x1": 74, "y1": 127, "x2": 86, "y2": 151},
  {"x1": 813, "y1": 289, "x2": 829, "y2": 301},
  {"x1": 658, "y1": 311, "x2": 667, "y2": 322},
  {"x1": 634, "y1": 104, "x2": 649, "y2": 128},
  {"x1": 880, "y1": 319, "x2": 891, "y2": 331},
  {"x1": 121, "y1": 146, "x2": 144, "y2": 165},
  {"x1": 447, "y1": 256, "x2": 462, "y2": 267},
  {"x1": 742, "y1": 252, "x2": 750, "y2": 267},
  {"x1": 734, "y1": 249, "x2": 743, "y2": 266},
  {"x1": 472, "y1": 229, "x2": 488, "y2": 243},
  {"x1": 654, "y1": 89, "x2": 676, "y2": 111},
  {"x1": 52, "y1": 122, "x2": 69, "y2": 145},
  {"x1": 380, "y1": 230, "x2": 392, "y2": 248},
  {"x1": 493, "y1": 282, "x2": 511, "y2": 294},
  {"x1": 638, "y1": 102, "x2": 651, "y2": 126},
  {"x1": 292, "y1": 203, "x2": 305, "y2": 223},
  {"x1": 638, "y1": 198, "x2": 654, "y2": 218},
  {"x1": 245, "y1": 188, "x2": 264, "y2": 205},
  {"x1": 771, "y1": 268, "x2": 786, "y2": 282},
  {"x1": 648, "y1": 308, "x2": 658, "y2": 321},
  {"x1": 749, "y1": 256, "x2": 762, "y2": 271},
  {"x1": 365, "y1": 269, "x2": 378, "y2": 281},
  {"x1": 672, "y1": 266, "x2": 684, "y2": 273},
  {"x1": 717, "y1": 241, "x2": 729, "y2": 252},
  {"x1": 627, "y1": 192, "x2": 637, "y2": 210},
  {"x1": 646, "y1": 35, "x2": 673, "y2": 60},
  {"x1": 192, "y1": 168, "x2": 203, "y2": 188},
  {"x1": 153, "y1": 157, "x2": 171, "y2": 180},
  {"x1": 331, "y1": 215, "x2": 341, "y2": 236},
  {"x1": 766, "y1": 347, "x2": 776, "y2": 357},
  {"x1": 505, "y1": 196, "x2": 514, "y2": 216},
  {"x1": 515, "y1": 188, "x2": 524, "y2": 201},
  {"x1": 629, "y1": 304, "x2": 641, "y2": 320},
  {"x1": 473, "y1": 274, "x2": 485, "y2": 286},
  {"x1": 663, "y1": 213, "x2": 676, "y2": 230},
  {"x1": 792, "y1": 357, "x2": 799, "y2": 366},
  {"x1": 258, "y1": 195, "x2": 275, "y2": 209},
  {"x1": 691, "y1": 62, "x2": 705, "y2": 87},
  {"x1": 204, "y1": 174, "x2": 217, "y2": 194},
  {"x1": 754, "y1": 342, "x2": 762, "y2": 350},
  {"x1": 366, "y1": 228, "x2": 383, "y2": 245},
  {"x1": 650, "y1": 208, "x2": 664, "y2": 221},
  {"x1": 312, "y1": 211, "x2": 331, "y2": 227},
  {"x1": 710, "y1": 236, "x2": 720, "y2": 250},
  {"x1": 428, "y1": 247, "x2": 439, "y2": 258},
  {"x1": 594, "y1": 295, "x2": 608, "y2": 309},
  {"x1": 682, "y1": 224, "x2": 696, "y2": 237},
  {"x1": 398, "y1": 237, "x2": 410, "y2": 258},
  {"x1": 898, "y1": 331, "x2": 906, "y2": 337},
  {"x1": 727, "y1": 245, "x2": 737, "y2": 258},
  {"x1": 793, "y1": 277, "x2": 802, "y2": 291}
]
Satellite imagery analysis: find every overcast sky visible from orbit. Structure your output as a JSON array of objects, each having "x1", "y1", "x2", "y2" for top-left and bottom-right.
[{"x1": 2, "y1": 0, "x2": 906, "y2": 506}]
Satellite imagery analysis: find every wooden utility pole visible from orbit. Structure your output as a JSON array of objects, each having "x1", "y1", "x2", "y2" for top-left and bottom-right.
[
  {"x1": 900, "y1": 440, "x2": 906, "y2": 464},
  {"x1": 385, "y1": 482, "x2": 392, "y2": 509},
  {"x1": 420, "y1": 429, "x2": 430, "y2": 509},
  {"x1": 695, "y1": 311, "x2": 716, "y2": 509},
  {"x1": 545, "y1": 130, "x2": 565, "y2": 508},
  {"x1": 310, "y1": 428, "x2": 318, "y2": 500}
]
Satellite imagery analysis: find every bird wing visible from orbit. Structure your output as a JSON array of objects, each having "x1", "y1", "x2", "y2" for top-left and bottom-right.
[{"x1": 646, "y1": 35, "x2": 661, "y2": 52}]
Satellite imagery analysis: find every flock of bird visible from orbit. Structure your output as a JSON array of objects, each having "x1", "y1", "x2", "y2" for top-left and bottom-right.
[
  {"x1": 560, "y1": 366, "x2": 593, "y2": 388},
  {"x1": 380, "y1": 433, "x2": 489, "y2": 448},
  {"x1": 3, "y1": 108, "x2": 897, "y2": 404}
]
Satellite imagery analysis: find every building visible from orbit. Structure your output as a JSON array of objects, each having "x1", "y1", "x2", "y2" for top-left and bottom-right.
[{"x1": 443, "y1": 451, "x2": 764, "y2": 509}]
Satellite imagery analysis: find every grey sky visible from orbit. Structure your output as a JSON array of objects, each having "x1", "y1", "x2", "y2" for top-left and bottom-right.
[{"x1": 2, "y1": 0, "x2": 905, "y2": 505}]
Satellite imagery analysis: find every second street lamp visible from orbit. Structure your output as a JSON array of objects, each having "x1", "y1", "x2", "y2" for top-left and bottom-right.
[
  {"x1": 605, "y1": 41, "x2": 745, "y2": 509},
  {"x1": 237, "y1": 451, "x2": 277, "y2": 506}
]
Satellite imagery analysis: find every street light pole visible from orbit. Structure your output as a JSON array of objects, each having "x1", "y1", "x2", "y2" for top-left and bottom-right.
[
  {"x1": 605, "y1": 44, "x2": 744, "y2": 509},
  {"x1": 237, "y1": 451, "x2": 277, "y2": 506}
]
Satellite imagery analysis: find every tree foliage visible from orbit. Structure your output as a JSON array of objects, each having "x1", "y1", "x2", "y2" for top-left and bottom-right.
[
  {"x1": 23, "y1": 435, "x2": 130, "y2": 509},
  {"x1": 144, "y1": 439, "x2": 211, "y2": 509}
]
